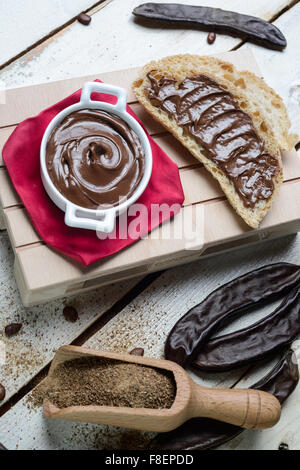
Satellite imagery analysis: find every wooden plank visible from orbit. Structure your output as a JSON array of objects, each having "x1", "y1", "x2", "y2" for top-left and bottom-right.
[
  {"x1": 9, "y1": 179, "x2": 300, "y2": 306},
  {"x1": 7, "y1": 206, "x2": 300, "y2": 306},
  {"x1": 204, "y1": 180, "x2": 300, "y2": 245},
  {"x1": 0, "y1": 0, "x2": 108, "y2": 67},
  {"x1": 181, "y1": 167, "x2": 223, "y2": 205},
  {"x1": 154, "y1": 134, "x2": 196, "y2": 168},
  {"x1": 131, "y1": 103, "x2": 165, "y2": 135},
  {"x1": 1, "y1": 233, "x2": 300, "y2": 449},
  {"x1": 282, "y1": 149, "x2": 300, "y2": 179},
  {"x1": 0, "y1": 126, "x2": 16, "y2": 167},
  {"x1": 3, "y1": 148, "x2": 300, "y2": 248},
  {"x1": 3, "y1": 172, "x2": 299, "y2": 252},
  {"x1": 13, "y1": 204, "x2": 204, "y2": 293},
  {"x1": 0, "y1": 0, "x2": 294, "y2": 92},
  {"x1": 239, "y1": 2, "x2": 300, "y2": 138},
  {"x1": 0, "y1": 169, "x2": 21, "y2": 208},
  {"x1": 4, "y1": 208, "x2": 38, "y2": 249}
]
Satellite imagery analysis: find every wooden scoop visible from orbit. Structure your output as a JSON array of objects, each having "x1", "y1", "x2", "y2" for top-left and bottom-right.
[{"x1": 43, "y1": 346, "x2": 281, "y2": 432}]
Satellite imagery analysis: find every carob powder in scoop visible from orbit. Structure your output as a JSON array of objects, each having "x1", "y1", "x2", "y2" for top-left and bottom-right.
[{"x1": 44, "y1": 357, "x2": 176, "y2": 409}]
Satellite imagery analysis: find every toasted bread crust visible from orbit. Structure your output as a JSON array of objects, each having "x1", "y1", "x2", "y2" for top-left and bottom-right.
[{"x1": 132, "y1": 54, "x2": 292, "y2": 228}]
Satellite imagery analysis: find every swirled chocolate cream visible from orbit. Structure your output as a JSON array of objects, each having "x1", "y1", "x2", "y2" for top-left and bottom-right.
[
  {"x1": 147, "y1": 72, "x2": 279, "y2": 209},
  {"x1": 46, "y1": 109, "x2": 145, "y2": 209}
]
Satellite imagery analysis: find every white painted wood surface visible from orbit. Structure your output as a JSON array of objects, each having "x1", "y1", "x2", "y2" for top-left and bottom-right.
[
  {"x1": 1, "y1": 0, "x2": 299, "y2": 137},
  {"x1": 0, "y1": 0, "x2": 104, "y2": 66},
  {"x1": 0, "y1": 231, "x2": 140, "y2": 403},
  {"x1": 0, "y1": 234, "x2": 300, "y2": 450},
  {"x1": 1, "y1": 0, "x2": 300, "y2": 451},
  {"x1": 0, "y1": 0, "x2": 295, "y2": 88}
]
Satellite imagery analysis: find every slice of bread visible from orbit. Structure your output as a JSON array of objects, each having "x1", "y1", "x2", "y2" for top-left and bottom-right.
[{"x1": 133, "y1": 54, "x2": 296, "y2": 228}]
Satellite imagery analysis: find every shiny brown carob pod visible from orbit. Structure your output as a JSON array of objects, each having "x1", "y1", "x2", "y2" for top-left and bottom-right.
[{"x1": 165, "y1": 263, "x2": 300, "y2": 368}]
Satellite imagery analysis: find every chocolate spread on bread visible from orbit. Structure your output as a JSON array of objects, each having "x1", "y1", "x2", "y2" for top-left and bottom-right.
[
  {"x1": 46, "y1": 109, "x2": 145, "y2": 209},
  {"x1": 147, "y1": 72, "x2": 279, "y2": 208}
]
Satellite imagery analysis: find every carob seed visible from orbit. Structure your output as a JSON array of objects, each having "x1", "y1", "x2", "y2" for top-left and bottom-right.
[
  {"x1": 278, "y1": 443, "x2": 289, "y2": 450},
  {"x1": 63, "y1": 306, "x2": 78, "y2": 323},
  {"x1": 165, "y1": 263, "x2": 300, "y2": 368},
  {"x1": 129, "y1": 348, "x2": 144, "y2": 356},
  {"x1": 77, "y1": 12, "x2": 91, "y2": 25},
  {"x1": 0, "y1": 384, "x2": 6, "y2": 401},
  {"x1": 133, "y1": 3, "x2": 287, "y2": 50},
  {"x1": 149, "y1": 349, "x2": 299, "y2": 450},
  {"x1": 5, "y1": 323, "x2": 22, "y2": 337},
  {"x1": 207, "y1": 32, "x2": 216, "y2": 44}
]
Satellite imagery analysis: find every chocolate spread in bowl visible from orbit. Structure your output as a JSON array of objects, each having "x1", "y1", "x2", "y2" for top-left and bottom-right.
[
  {"x1": 147, "y1": 72, "x2": 279, "y2": 209},
  {"x1": 46, "y1": 109, "x2": 145, "y2": 209}
]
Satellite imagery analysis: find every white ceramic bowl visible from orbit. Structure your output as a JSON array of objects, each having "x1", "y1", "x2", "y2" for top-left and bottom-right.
[{"x1": 40, "y1": 82, "x2": 152, "y2": 233}]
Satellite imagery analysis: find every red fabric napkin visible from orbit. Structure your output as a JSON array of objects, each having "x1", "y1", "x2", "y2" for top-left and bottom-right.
[{"x1": 3, "y1": 81, "x2": 184, "y2": 266}]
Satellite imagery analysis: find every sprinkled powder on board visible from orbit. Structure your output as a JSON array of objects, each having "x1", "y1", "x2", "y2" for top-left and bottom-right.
[{"x1": 35, "y1": 357, "x2": 176, "y2": 409}]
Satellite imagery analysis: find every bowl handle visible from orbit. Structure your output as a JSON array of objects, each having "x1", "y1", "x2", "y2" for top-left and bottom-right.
[
  {"x1": 80, "y1": 81, "x2": 127, "y2": 113},
  {"x1": 65, "y1": 204, "x2": 116, "y2": 233}
]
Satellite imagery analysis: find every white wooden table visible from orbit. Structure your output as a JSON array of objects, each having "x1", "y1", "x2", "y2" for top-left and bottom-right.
[{"x1": 1, "y1": 0, "x2": 300, "y2": 450}]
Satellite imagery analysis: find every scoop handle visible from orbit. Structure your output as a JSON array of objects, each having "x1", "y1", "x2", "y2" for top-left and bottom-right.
[{"x1": 190, "y1": 381, "x2": 281, "y2": 429}]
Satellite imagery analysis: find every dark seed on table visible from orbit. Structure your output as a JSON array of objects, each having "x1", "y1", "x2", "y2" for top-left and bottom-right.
[
  {"x1": 129, "y1": 348, "x2": 144, "y2": 356},
  {"x1": 207, "y1": 32, "x2": 216, "y2": 44},
  {"x1": 5, "y1": 323, "x2": 22, "y2": 337},
  {"x1": 0, "y1": 384, "x2": 6, "y2": 401},
  {"x1": 279, "y1": 443, "x2": 289, "y2": 450},
  {"x1": 63, "y1": 306, "x2": 78, "y2": 323},
  {"x1": 77, "y1": 13, "x2": 91, "y2": 25}
]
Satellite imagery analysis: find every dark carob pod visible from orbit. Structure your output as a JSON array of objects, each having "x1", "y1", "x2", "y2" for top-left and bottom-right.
[
  {"x1": 165, "y1": 263, "x2": 300, "y2": 368},
  {"x1": 133, "y1": 3, "x2": 287, "y2": 50},
  {"x1": 194, "y1": 283, "x2": 300, "y2": 371}
]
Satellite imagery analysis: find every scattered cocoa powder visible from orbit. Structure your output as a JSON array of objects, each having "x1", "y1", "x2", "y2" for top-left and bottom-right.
[
  {"x1": 29, "y1": 380, "x2": 49, "y2": 409},
  {"x1": 36, "y1": 357, "x2": 176, "y2": 410}
]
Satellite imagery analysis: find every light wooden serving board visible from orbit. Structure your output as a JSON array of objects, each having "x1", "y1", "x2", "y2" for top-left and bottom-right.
[{"x1": 1, "y1": 49, "x2": 300, "y2": 306}]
